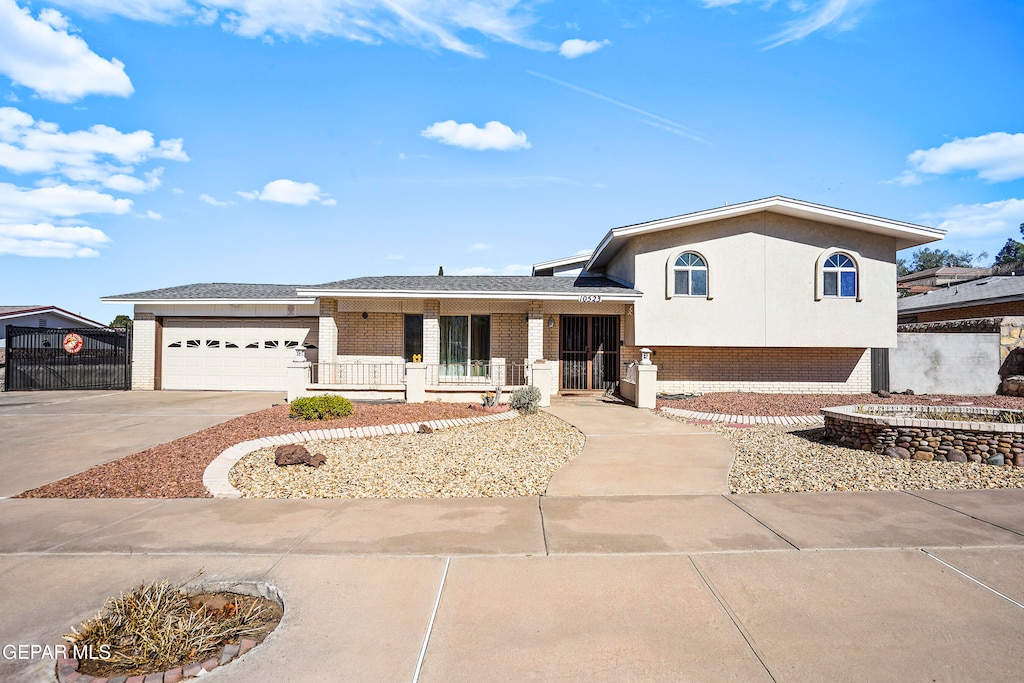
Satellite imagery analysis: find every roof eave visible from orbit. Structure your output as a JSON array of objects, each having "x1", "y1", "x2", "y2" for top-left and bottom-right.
[
  {"x1": 296, "y1": 288, "x2": 641, "y2": 300},
  {"x1": 101, "y1": 298, "x2": 317, "y2": 305}
]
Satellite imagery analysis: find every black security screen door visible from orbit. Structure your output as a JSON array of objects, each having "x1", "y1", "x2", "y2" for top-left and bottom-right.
[
  {"x1": 4, "y1": 325, "x2": 132, "y2": 391},
  {"x1": 559, "y1": 315, "x2": 619, "y2": 391}
]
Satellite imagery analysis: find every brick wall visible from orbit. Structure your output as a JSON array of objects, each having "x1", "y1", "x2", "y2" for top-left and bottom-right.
[
  {"x1": 917, "y1": 301, "x2": 1024, "y2": 323},
  {"x1": 491, "y1": 312, "x2": 528, "y2": 363},
  {"x1": 132, "y1": 312, "x2": 156, "y2": 390},
  {"x1": 622, "y1": 346, "x2": 871, "y2": 394},
  {"x1": 335, "y1": 311, "x2": 404, "y2": 363}
]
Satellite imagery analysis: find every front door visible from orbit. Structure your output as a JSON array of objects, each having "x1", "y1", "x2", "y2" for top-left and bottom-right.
[{"x1": 559, "y1": 315, "x2": 619, "y2": 391}]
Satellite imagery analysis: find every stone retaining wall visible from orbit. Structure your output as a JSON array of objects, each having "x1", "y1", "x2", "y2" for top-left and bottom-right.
[{"x1": 822, "y1": 404, "x2": 1024, "y2": 467}]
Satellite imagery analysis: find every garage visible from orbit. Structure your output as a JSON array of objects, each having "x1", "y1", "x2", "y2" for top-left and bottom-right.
[{"x1": 161, "y1": 318, "x2": 319, "y2": 390}]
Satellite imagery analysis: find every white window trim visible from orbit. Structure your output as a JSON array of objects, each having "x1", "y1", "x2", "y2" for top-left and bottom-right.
[
  {"x1": 815, "y1": 248, "x2": 862, "y2": 302},
  {"x1": 665, "y1": 249, "x2": 713, "y2": 300}
]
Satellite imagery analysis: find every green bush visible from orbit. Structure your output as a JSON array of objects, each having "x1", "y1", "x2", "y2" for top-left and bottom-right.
[
  {"x1": 509, "y1": 385, "x2": 542, "y2": 414},
  {"x1": 289, "y1": 394, "x2": 353, "y2": 420}
]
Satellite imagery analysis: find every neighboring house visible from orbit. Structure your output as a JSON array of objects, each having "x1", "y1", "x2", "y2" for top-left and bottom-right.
[
  {"x1": 0, "y1": 306, "x2": 107, "y2": 361},
  {"x1": 104, "y1": 196, "x2": 944, "y2": 396},
  {"x1": 897, "y1": 275, "x2": 1024, "y2": 324},
  {"x1": 896, "y1": 266, "x2": 992, "y2": 295}
]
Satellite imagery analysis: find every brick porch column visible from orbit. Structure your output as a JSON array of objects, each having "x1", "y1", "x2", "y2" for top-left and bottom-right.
[
  {"x1": 131, "y1": 312, "x2": 156, "y2": 390},
  {"x1": 318, "y1": 298, "x2": 338, "y2": 364},
  {"x1": 423, "y1": 300, "x2": 440, "y2": 367},
  {"x1": 527, "y1": 302, "x2": 544, "y2": 363}
]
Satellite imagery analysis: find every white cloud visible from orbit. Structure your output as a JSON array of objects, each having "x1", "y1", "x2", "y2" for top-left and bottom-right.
[
  {"x1": 46, "y1": 0, "x2": 551, "y2": 57},
  {"x1": 143, "y1": 209, "x2": 162, "y2": 219},
  {"x1": 0, "y1": 182, "x2": 132, "y2": 222},
  {"x1": 904, "y1": 133, "x2": 1024, "y2": 183},
  {"x1": 237, "y1": 179, "x2": 334, "y2": 206},
  {"x1": 172, "y1": 187, "x2": 184, "y2": 194},
  {"x1": 421, "y1": 120, "x2": 531, "y2": 151},
  {"x1": 0, "y1": 108, "x2": 186, "y2": 190},
  {"x1": 384, "y1": 253, "x2": 404, "y2": 260},
  {"x1": 559, "y1": 38, "x2": 609, "y2": 59},
  {"x1": 468, "y1": 242, "x2": 491, "y2": 252},
  {"x1": 0, "y1": 221, "x2": 110, "y2": 258},
  {"x1": 920, "y1": 198, "x2": 1024, "y2": 240},
  {"x1": 764, "y1": 0, "x2": 871, "y2": 48},
  {"x1": 199, "y1": 192, "x2": 232, "y2": 206},
  {"x1": 0, "y1": 0, "x2": 134, "y2": 102}
]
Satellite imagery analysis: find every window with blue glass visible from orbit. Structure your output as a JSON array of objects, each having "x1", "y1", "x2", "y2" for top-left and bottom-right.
[
  {"x1": 823, "y1": 253, "x2": 857, "y2": 298},
  {"x1": 673, "y1": 252, "x2": 708, "y2": 297}
]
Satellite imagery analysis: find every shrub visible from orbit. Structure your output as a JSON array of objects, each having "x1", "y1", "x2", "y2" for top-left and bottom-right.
[
  {"x1": 510, "y1": 385, "x2": 542, "y2": 414},
  {"x1": 289, "y1": 394, "x2": 353, "y2": 420}
]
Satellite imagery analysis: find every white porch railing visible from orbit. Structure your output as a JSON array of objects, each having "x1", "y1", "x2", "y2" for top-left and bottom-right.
[
  {"x1": 314, "y1": 362, "x2": 405, "y2": 386},
  {"x1": 425, "y1": 362, "x2": 527, "y2": 387}
]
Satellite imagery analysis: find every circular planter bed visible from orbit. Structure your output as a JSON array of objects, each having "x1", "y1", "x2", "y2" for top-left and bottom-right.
[
  {"x1": 57, "y1": 581, "x2": 283, "y2": 682},
  {"x1": 822, "y1": 404, "x2": 1024, "y2": 466}
]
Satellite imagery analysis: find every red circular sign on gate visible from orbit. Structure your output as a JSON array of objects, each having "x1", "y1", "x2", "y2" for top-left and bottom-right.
[{"x1": 63, "y1": 332, "x2": 84, "y2": 355}]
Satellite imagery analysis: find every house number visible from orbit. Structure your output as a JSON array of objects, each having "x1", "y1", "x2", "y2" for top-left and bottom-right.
[{"x1": 578, "y1": 295, "x2": 603, "y2": 303}]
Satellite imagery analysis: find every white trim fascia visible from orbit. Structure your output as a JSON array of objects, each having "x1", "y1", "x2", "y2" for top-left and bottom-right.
[
  {"x1": 531, "y1": 252, "x2": 593, "y2": 274},
  {"x1": 296, "y1": 289, "x2": 641, "y2": 301},
  {"x1": 100, "y1": 298, "x2": 316, "y2": 305},
  {"x1": 585, "y1": 196, "x2": 946, "y2": 271}
]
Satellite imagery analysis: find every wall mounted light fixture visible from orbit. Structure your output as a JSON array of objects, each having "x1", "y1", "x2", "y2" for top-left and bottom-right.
[
  {"x1": 547, "y1": 316, "x2": 555, "y2": 329},
  {"x1": 362, "y1": 312, "x2": 368, "y2": 319}
]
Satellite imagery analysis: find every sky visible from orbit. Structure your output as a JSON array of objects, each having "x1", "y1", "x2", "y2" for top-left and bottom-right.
[{"x1": 0, "y1": 0, "x2": 1022, "y2": 324}]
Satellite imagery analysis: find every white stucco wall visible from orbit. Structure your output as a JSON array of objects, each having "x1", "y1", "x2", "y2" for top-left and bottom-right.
[
  {"x1": 890, "y1": 333, "x2": 1001, "y2": 395},
  {"x1": 605, "y1": 211, "x2": 898, "y2": 349}
]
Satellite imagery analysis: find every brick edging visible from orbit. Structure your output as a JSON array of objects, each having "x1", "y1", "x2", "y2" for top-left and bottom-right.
[
  {"x1": 203, "y1": 410, "x2": 520, "y2": 498},
  {"x1": 660, "y1": 406, "x2": 824, "y2": 426}
]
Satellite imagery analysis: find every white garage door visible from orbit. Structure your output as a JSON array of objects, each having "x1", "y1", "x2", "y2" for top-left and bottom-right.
[{"x1": 162, "y1": 318, "x2": 319, "y2": 391}]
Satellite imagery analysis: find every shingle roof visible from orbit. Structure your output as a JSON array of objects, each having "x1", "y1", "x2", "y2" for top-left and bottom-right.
[
  {"x1": 303, "y1": 275, "x2": 640, "y2": 295},
  {"x1": 0, "y1": 306, "x2": 45, "y2": 315},
  {"x1": 897, "y1": 276, "x2": 1024, "y2": 313},
  {"x1": 103, "y1": 283, "x2": 312, "y2": 301}
]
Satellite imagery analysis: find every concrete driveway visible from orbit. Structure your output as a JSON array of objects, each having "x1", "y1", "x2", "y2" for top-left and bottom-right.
[{"x1": 0, "y1": 390, "x2": 283, "y2": 498}]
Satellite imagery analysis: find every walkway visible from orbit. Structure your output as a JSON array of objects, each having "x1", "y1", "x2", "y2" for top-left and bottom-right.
[{"x1": 544, "y1": 399, "x2": 736, "y2": 496}]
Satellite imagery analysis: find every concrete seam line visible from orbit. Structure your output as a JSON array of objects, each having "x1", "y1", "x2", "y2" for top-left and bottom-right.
[
  {"x1": 413, "y1": 556, "x2": 451, "y2": 683},
  {"x1": 920, "y1": 549, "x2": 1024, "y2": 610},
  {"x1": 689, "y1": 556, "x2": 777, "y2": 683},
  {"x1": 903, "y1": 491, "x2": 1024, "y2": 540},
  {"x1": 720, "y1": 495, "x2": 800, "y2": 551},
  {"x1": 259, "y1": 501, "x2": 346, "y2": 578},
  {"x1": 538, "y1": 496, "x2": 550, "y2": 556},
  {"x1": 41, "y1": 499, "x2": 171, "y2": 553}
]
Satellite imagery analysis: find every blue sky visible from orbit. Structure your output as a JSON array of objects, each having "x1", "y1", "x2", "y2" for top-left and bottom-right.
[{"x1": 0, "y1": 0, "x2": 1022, "y2": 323}]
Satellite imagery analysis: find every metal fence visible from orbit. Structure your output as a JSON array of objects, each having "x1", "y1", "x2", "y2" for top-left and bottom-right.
[
  {"x1": 4, "y1": 325, "x2": 131, "y2": 391},
  {"x1": 425, "y1": 362, "x2": 527, "y2": 387},
  {"x1": 314, "y1": 362, "x2": 405, "y2": 386}
]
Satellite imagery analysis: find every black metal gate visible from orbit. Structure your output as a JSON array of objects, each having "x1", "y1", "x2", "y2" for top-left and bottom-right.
[
  {"x1": 560, "y1": 315, "x2": 619, "y2": 391},
  {"x1": 870, "y1": 347, "x2": 889, "y2": 393},
  {"x1": 4, "y1": 325, "x2": 132, "y2": 391}
]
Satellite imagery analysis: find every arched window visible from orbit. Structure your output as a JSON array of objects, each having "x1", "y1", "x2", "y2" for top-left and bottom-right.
[
  {"x1": 822, "y1": 252, "x2": 857, "y2": 298},
  {"x1": 672, "y1": 252, "x2": 708, "y2": 297}
]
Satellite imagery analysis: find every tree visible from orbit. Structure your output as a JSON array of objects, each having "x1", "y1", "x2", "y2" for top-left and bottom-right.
[
  {"x1": 899, "y1": 247, "x2": 988, "y2": 275},
  {"x1": 994, "y1": 223, "x2": 1024, "y2": 265},
  {"x1": 437, "y1": 266, "x2": 444, "y2": 276},
  {"x1": 110, "y1": 314, "x2": 132, "y2": 328}
]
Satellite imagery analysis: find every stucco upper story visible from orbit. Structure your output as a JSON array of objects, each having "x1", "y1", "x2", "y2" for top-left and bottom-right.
[{"x1": 103, "y1": 196, "x2": 944, "y2": 349}]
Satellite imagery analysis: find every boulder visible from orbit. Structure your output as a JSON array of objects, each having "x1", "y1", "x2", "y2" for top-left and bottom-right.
[
  {"x1": 876, "y1": 390, "x2": 891, "y2": 399},
  {"x1": 986, "y1": 454, "x2": 1005, "y2": 466},
  {"x1": 883, "y1": 446, "x2": 911, "y2": 460},
  {"x1": 946, "y1": 449, "x2": 968, "y2": 463},
  {"x1": 418, "y1": 424, "x2": 434, "y2": 434},
  {"x1": 967, "y1": 452, "x2": 983, "y2": 463},
  {"x1": 275, "y1": 444, "x2": 326, "y2": 468},
  {"x1": 912, "y1": 450, "x2": 934, "y2": 461}
]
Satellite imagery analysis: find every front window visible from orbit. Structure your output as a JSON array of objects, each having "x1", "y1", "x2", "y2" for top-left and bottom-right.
[
  {"x1": 673, "y1": 252, "x2": 708, "y2": 297},
  {"x1": 404, "y1": 314, "x2": 423, "y2": 362},
  {"x1": 823, "y1": 253, "x2": 857, "y2": 298},
  {"x1": 440, "y1": 315, "x2": 490, "y2": 376}
]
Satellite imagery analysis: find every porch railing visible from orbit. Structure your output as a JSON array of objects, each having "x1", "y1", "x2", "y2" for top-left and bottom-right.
[
  {"x1": 425, "y1": 362, "x2": 527, "y2": 387},
  {"x1": 314, "y1": 362, "x2": 405, "y2": 386}
]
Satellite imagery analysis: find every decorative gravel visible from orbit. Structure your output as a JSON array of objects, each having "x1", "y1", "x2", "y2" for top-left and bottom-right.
[
  {"x1": 662, "y1": 414, "x2": 1024, "y2": 493},
  {"x1": 229, "y1": 412, "x2": 585, "y2": 498},
  {"x1": 658, "y1": 392, "x2": 1024, "y2": 417}
]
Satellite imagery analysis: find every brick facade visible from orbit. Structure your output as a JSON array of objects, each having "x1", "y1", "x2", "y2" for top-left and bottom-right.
[
  {"x1": 335, "y1": 310, "x2": 404, "y2": 362},
  {"x1": 625, "y1": 346, "x2": 871, "y2": 394},
  {"x1": 132, "y1": 312, "x2": 157, "y2": 390}
]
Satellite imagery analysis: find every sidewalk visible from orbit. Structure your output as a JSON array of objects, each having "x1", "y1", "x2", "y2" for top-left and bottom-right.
[{"x1": 2, "y1": 489, "x2": 1023, "y2": 682}]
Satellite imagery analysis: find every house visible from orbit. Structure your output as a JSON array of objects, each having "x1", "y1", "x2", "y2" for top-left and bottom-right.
[
  {"x1": 896, "y1": 266, "x2": 992, "y2": 296},
  {"x1": 0, "y1": 306, "x2": 107, "y2": 362},
  {"x1": 103, "y1": 196, "x2": 944, "y2": 398},
  {"x1": 897, "y1": 275, "x2": 1024, "y2": 324}
]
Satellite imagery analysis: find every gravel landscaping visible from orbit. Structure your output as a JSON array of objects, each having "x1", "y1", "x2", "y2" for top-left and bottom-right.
[
  {"x1": 19, "y1": 402, "x2": 480, "y2": 499},
  {"x1": 661, "y1": 414, "x2": 1024, "y2": 493},
  {"x1": 229, "y1": 412, "x2": 584, "y2": 498},
  {"x1": 658, "y1": 392, "x2": 1024, "y2": 416}
]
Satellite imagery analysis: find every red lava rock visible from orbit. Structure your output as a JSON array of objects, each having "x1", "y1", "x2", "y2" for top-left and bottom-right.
[
  {"x1": 659, "y1": 392, "x2": 1024, "y2": 417},
  {"x1": 18, "y1": 403, "x2": 479, "y2": 499},
  {"x1": 238, "y1": 639, "x2": 257, "y2": 656},
  {"x1": 274, "y1": 444, "x2": 325, "y2": 468}
]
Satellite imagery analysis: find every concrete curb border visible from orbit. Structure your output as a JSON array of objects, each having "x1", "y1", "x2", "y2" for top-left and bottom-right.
[
  {"x1": 660, "y1": 406, "x2": 824, "y2": 427},
  {"x1": 203, "y1": 410, "x2": 520, "y2": 498}
]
